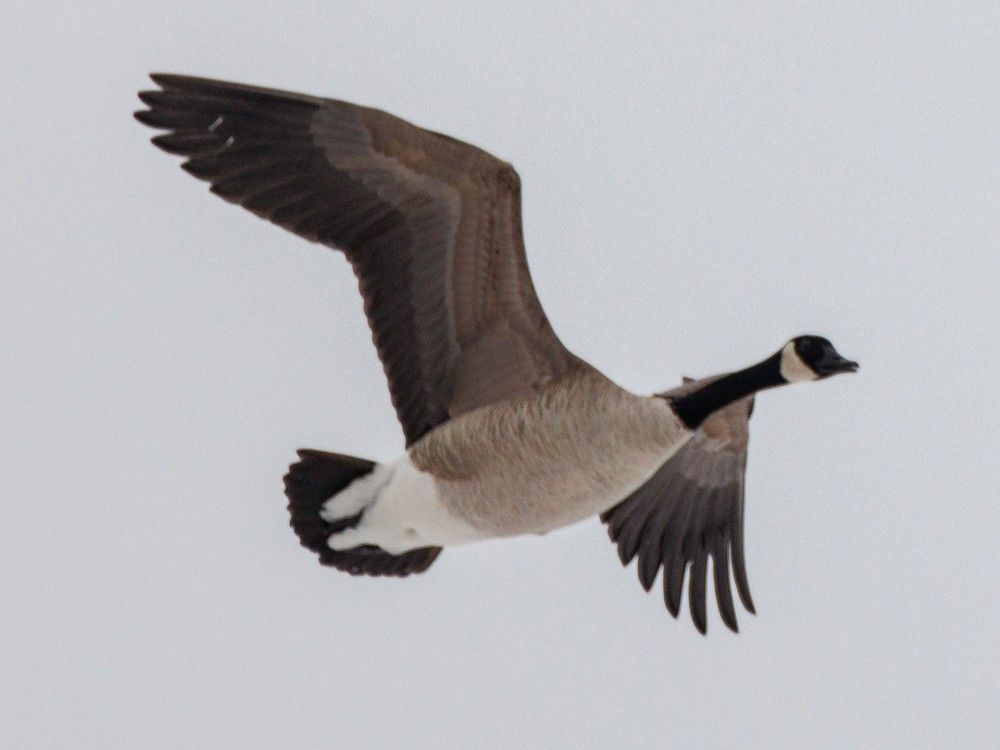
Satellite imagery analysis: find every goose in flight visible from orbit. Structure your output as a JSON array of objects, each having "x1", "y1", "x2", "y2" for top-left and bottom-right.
[{"x1": 135, "y1": 74, "x2": 857, "y2": 634}]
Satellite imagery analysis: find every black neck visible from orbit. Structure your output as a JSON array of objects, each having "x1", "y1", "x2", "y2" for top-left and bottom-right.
[{"x1": 668, "y1": 353, "x2": 785, "y2": 429}]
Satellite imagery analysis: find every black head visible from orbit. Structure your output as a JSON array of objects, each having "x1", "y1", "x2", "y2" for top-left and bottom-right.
[{"x1": 782, "y1": 335, "x2": 859, "y2": 381}]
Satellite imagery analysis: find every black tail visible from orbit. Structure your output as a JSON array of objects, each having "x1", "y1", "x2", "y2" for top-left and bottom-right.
[{"x1": 283, "y1": 449, "x2": 441, "y2": 577}]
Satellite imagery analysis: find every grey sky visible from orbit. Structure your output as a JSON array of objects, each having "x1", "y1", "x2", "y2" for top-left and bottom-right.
[{"x1": 3, "y1": 2, "x2": 998, "y2": 748}]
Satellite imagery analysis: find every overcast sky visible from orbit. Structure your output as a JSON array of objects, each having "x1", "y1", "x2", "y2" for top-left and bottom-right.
[{"x1": 3, "y1": 3, "x2": 999, "y2": 748}]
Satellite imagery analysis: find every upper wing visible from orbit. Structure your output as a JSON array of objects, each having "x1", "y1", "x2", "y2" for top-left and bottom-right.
[
  {"x1": 136, "y1": 74, "x2": 573, "y2": 445},
  {"x1": 601, "y1": 376, "x2": 755, "y2": 634}
]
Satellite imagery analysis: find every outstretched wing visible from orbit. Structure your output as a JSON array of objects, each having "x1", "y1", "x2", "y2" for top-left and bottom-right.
[
  {"x1": 601, "y1": 376, "x2": 755, "y2": 634},
  {"x1": 136, "y1": 74, "x2": 573, "y2": 446}
]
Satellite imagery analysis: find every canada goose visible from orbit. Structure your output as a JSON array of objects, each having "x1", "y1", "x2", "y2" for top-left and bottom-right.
[{"x1": 135, "y1": 74, "x2": 857, "y2": 634}]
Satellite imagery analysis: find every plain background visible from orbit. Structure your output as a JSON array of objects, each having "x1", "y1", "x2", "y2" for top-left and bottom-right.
[{"x1": 3, "y1": 3, "x2": 998, "y2": 748}]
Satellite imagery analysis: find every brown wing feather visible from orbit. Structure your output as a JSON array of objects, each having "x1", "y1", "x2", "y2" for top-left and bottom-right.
[
  {"x1": 136, "y1": 74, "x2": 572, "y2": 445},
  {"x1": 601, "y1": 376, "x2": 755, "y2": 634}
]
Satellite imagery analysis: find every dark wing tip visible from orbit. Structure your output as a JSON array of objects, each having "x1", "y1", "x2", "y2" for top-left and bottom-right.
[
  {"x1": 637, "y1": 555, "x2": 659, "y2": 593},
  {"x1": 689, "y1": 551, "x2": 708, "y2": 634},
  {"x1": 149, "y1": 71, "x2": 181, "y2": 84},
  {"x1": 734, "y1": 559, "x2": 755, "y2": 613},
  {"x1": 132, "y1": 108, "x2": 160, "y2": 127},
  {"x1": 732, "y1": 532, "x2": 756, "y2": 614},
  {"x1": 663, "y1": 554, "x2": 686, "y2": 618},
  {"x1": 148, "y1": 72, "x2": 208, "y2": 90},
  {"x1": 145, "y1": 72, "x2": 322, "y2": 110},
  {"x1": 709, "y1": 535, "x2": 739, "y2": 633}
]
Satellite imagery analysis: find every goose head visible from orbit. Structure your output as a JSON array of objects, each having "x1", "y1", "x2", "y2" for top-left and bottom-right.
[{"x1": 779, "y1": 335, "x2": 858, "y2": 382}]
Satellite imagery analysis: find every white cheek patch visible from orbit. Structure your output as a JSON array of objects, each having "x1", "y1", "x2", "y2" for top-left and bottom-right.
[{"x1": 779, "y1": 341, "x2": 819, "y2": 383}]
